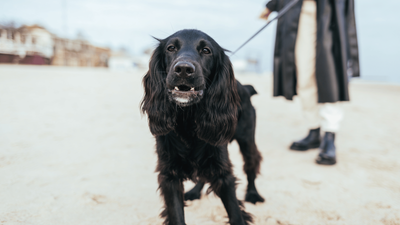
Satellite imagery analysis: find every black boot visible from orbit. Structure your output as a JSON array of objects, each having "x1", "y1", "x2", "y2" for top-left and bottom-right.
[
  {"x1": 290, "y1": 128, "x2": 321, "y2": 151},
  {"x1": 316, "y1": 132, "x2": 336, "y2": 165}
]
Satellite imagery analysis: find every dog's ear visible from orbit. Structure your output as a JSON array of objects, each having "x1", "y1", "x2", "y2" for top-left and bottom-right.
[
  {"x1": 195, "y1": 50, "x2": 240, "y2": 146},
  {"x1": 141, "y1": 41, "x2": 176, "y2": 136}
]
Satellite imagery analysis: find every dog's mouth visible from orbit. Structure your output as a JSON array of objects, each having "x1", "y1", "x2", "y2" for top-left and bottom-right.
[
  {"x1": 171, "y1": 85, "x2": 195, "y2": 92},
  {"x1": 168, "y1": 85, "x2": 204, "y2": 94},
  {"x1": 168, "y1": 85, "x2": 204, "y2": 105}
]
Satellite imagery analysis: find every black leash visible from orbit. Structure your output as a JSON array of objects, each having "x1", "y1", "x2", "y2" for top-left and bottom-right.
[{"x1": 230, "y1": 0, "x2": 300, "y2": 56}]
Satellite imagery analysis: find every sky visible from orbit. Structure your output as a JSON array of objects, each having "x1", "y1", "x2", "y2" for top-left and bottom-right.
[{"x1": 0, "y1": 0, "x2": 399, "y2": 83}]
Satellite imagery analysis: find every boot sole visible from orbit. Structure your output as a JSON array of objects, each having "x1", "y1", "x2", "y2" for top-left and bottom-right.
[
  {"x1": 290, "y1": 143, "x2": 321, "y2": 151},
  {"x1": 316, "y1": 157, "x2": 336, "y2": 165}
]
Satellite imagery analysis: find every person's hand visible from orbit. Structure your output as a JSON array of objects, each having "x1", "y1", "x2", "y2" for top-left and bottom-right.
[{"x1": 259, "y1": 8, "x2": 271, "y2": 21}]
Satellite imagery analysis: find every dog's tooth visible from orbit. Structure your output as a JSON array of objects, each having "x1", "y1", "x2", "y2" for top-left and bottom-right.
[
  {"x1": 175, "y1": 86, "x2": 179, "y2": 91},
  {"x1": 190, "y1": 87, "x2": 195, "y2": 91}
]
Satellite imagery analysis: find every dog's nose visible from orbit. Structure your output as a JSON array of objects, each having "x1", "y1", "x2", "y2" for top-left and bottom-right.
[{"x1": 174, "y1": 61, "x2": 195, "y2": 76}]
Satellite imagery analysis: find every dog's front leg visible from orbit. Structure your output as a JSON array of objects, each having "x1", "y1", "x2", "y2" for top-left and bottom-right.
[
  {"x1": 159, "y1": 174, "x2": 186, "y2": 225},
  {"x1": 216, "y1": 174, "x2": 251, "y2": 225}
]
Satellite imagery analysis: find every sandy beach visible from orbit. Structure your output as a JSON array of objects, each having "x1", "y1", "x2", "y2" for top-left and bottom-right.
[{"x1": 0, "y1": 65, "x2": 399, "y2": 225}]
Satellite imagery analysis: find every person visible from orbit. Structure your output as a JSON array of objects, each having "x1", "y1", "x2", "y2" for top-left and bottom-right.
[{"x1": 260, "y1": 0, "x2": 360, "y2": 165}]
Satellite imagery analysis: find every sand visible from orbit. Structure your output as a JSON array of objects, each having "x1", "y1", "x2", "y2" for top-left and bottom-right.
[{"x1": 0, "y1": 65, "x2": 399, "y2": 225}]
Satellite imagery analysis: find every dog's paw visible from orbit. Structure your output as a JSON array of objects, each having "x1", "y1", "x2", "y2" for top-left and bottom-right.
[
  {"x1": 184, "y1": 190, "x2": 201, "y2": 201},
  {"x1": 245, "y1": 191, "x2": 265, "y2": 204}
]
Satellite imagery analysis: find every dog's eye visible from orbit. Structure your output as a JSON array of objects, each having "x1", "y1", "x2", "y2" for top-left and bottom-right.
[
  {"x1": 167, "y1": 46, "x2": 176, "y2": 52},
  {"x1": 201, "y1": 48, "x2": 211, "y2": 54}
]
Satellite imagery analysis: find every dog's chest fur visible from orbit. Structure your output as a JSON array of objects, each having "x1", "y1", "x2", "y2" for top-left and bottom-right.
[{"x1": 160, "y1": 109, "x2": 228, "y2": 180}]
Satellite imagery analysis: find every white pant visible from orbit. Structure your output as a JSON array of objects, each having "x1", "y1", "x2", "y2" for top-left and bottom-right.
[{"x1": 295, "y1": 0, "x2": 343, "y2": 132}]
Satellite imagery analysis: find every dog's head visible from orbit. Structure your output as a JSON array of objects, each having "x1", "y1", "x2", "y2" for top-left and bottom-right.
[
  {"x1": 162, "y1": 29, "x2": 232, "y2": 106},
  {"x1": 141, "y1": 29, "x2": 239, "y2": 145}
]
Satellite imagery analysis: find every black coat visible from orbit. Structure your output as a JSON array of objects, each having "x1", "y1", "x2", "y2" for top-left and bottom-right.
[{"x1": 266, "y1": 0, "x2": 360, "y2": 102}]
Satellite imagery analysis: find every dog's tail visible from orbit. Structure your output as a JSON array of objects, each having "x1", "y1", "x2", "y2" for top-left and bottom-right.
[{"x1": 243, "y1": 85, "x2": 258, "y2": 97}]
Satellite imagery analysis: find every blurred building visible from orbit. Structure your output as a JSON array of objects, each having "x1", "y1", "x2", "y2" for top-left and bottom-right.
[
  {"x1": 232, "y1": 58, "x2": 261, "y2": 73},
  {"x1": 108, "y1": 49, "x2": 135, "y2": 70},
  {"x1": 108, "y1": 47, "x2": 151, "y2": 71},
  {"x1": 0, "y1": 24, "x2": 109, "y2": 67},
  {"x1": 0, "y1": 25, "x2": 53, "y2": 64},
  {"x1": 52, "y1": 37, "x2": 109, "y2": 67}
]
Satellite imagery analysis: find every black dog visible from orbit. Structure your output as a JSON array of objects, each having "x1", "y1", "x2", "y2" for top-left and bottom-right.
[{"x1": 141, "y1": 29, "x2": 263, "y2": 225}]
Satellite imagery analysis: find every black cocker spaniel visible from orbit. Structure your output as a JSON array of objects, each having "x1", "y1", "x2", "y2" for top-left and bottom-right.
[{"x1": 141, "y1": 29, "x2": 264, "y2": 225}]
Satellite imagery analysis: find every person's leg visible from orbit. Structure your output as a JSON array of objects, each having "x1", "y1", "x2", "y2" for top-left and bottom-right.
[
  {"x1": 316, "y1": 103, "x2": 344, "y2": 165},
  {"x1": 320, "y1": 103, "x2": 344, "y2": 133},
  {"x1": 291, "y1": 0, "x2": 321, "y2": 151}
]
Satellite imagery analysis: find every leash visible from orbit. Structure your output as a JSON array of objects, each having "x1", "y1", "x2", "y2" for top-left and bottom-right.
[{"x1": 230, "y1": 0, "x2": 300, "y2": 56}]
